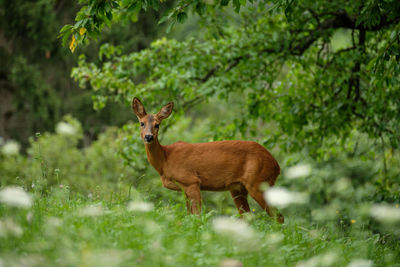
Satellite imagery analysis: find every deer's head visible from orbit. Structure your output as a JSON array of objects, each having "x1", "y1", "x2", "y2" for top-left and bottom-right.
[{"x1": 132, "y1": 97, "x2": 174, "y2": 144}]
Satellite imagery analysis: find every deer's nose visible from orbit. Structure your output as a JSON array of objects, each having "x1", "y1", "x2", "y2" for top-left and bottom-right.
[{"x1": 144, "y1": 135, "x2": 154, "y2": 142}]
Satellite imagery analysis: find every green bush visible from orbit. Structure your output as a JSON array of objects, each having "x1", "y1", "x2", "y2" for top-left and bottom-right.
[{"x1": 1, "y1": 116, "x2": 143, "y2": 198}]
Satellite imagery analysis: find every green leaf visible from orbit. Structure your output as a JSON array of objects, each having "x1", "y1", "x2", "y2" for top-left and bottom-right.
[
  {"x1": 60, "y1": 24, "x2": 73, "y2": 33},
  {"x1": 284, "y1": 0, "x2": 294, "y2": 18},
  {"x1": 233, "y1": 0, "x2": 240, "y2": 12},
  {"x1": 151, "y1": 0, "x2": 159, "y2": 11},
  {"x1": 106, "y1": 11, "x2": 113, "y2": 22},
  {"x1": 177, "y1": 12, "x2": 188, "y2": 23},
  {"x1": 366, "y1": 58, "x2": 377, "y2": 71},
  {"x1": 195, "y1": 2, "x2": 206, "y2": 16},
  {"x1": 220, "y1": 0, "x2": 230, "y2": 6},
  {"x1": 142, "y1": 0, "x2": 148, "y2": 11},
  {"x1": 166, "y1": 20, "x2": 176, "y2": 33},
  {"x1": 158, "y1": 15, "x2": 169, "y2": 25},
  {"x1": 61, "y1": 30, "x2": 72, "y2": 46},
  {"x1": 127, "y1": 2, "x2": 138, "y2": 12}
]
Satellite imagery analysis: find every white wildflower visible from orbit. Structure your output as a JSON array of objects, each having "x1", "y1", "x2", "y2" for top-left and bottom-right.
[
  {"x1": 151, "y1": 241, "x2": 161, "y2": 249},
  {"x1": 264, "y1": 187, "x2": 308, "y2": 208},
  {"x1": 220, "y1": 259, "x2": 243, "y2": 267},
  {"x1": 347, "y1": 259, "x2": 373, "y2": 267},
  {"x1": 212, "y1": 217, "x2": 256, "y2": 241},
  {"x1": 296, "y1": 251, "x2": 337, "y2": 267},
  {"x1": 55, "y1": 122, "x2": 76, "y2": 135},
  {"x1": 43, "y1": 217, "x2": 64, "y2": 237},
  {"x1": 26, "y1": 212, "x2": 33, "y2": 223},
  {"x1": 127, "y1": 201, "x2": 154, "y2": 212},
  {"x1": 285, "y1": 164, "x2": 312, "y2": 179},
  {"x1": 1, "y1": 140, "x2": 20, "y2": 156},
  {"x1": 2, "y1": 254, "x2": 45, "y2": 267},
  {"x1": 265, "y1": 232, "x2": 284, "y2": 246},
  {"x1": 333, "y1": 178, "x2": 351, "y2": 192},
  {"x1": 0, "y1": 219, "x2": 24, "y2": 237},
  {"x1": 0, "y1": 186, "x2": 32, "y2": 208},
  {"x1": 370, "y1": 204, "x2": 400, "y2": 223},
  {"x1": 47, "y1": 217, "x2": 63, "y2": 227},
  {"x1": 144, "y1": 220, "x2": 161, "y2": 235},
  {"x1": 312, "y1": 207, "x2": 338, "y2": 221},
  {"x1": 82, "y1": 249, "x2": 132, "y2": 267},
  {"x1": 77, "y1": 204, "x2": 104, "y2": 217}
]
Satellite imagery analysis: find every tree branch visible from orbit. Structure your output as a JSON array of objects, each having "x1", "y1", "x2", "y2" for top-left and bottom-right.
[
  {"x1": 193, "y1": 9, "x2": 400, "y2": 84},
  {"x1": 197, "y1": 65, "x2": 220, "y2": 83}
]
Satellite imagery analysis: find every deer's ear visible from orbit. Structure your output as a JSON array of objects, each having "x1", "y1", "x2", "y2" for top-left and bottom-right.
[
  {"x1": 157, "y1": 102, "x2": 174, "y2": 120},
  {"x1": 132, "y1": 97, "x2": 147, "y2": 119}
]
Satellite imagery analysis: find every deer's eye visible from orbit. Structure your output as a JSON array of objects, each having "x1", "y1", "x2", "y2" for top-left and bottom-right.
[
  {"x1": 155, "y1": 124, "x2": 159, "y2": 129},
  {"x1": 140, "y1": 122, "x2": 144, "y2": 127}
]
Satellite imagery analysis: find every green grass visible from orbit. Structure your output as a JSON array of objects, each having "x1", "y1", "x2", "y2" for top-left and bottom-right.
[{"x1": 1, "y1": 188, "x2": 399, "y2": 267}]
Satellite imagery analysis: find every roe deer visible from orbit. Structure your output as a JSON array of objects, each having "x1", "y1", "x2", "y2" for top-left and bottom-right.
[{"x1": 132, "y1": 97, "x2": 284, "y2": 223}]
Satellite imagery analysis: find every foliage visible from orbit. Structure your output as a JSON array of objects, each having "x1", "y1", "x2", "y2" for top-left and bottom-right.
[
  {"x1": 0, "y1": 0, "x2": 169, "y2": 147},
  {"x1": 0, "y1": 0, "x2": 63, "y2": 144},
  {"x1": 0, "y1": 116, "x2": 143, "y2": 197},
  {"x1": 67, "y1": 0, "x2": 400, "y2": 155}
]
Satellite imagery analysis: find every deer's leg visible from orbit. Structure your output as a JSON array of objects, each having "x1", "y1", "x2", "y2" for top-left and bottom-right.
[
  {"x1": 184, "y1": 184, "x2": 202, "y2": 214},
  {"x1": 230, "y1": 183, "x2": 250, "y2": 215},
  {"x1": 185, "y1": 198, "x2": 191, "y2": 214},
  {"x1": 246, "y1": 185, "x2": 284, "y2": 224}
]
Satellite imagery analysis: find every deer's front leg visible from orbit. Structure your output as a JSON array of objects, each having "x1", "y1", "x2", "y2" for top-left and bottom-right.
[{"x1": 184, "y1": 184, "x2": 202, "y2": 214}]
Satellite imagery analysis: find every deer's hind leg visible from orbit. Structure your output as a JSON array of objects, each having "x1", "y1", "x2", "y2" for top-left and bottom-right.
[
  {"x1": 245, "y1": 183, "x2": 284, "y2": 224},
  {"x1": 230, "y1": 183, "x2": 250, "y2": 215}
]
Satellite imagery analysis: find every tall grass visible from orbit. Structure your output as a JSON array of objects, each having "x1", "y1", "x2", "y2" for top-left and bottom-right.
[{"x1": 0, "y1": 186, "x2": 399, "y2": 267}]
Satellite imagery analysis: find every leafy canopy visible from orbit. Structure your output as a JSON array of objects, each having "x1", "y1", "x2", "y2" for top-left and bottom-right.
[{"x1": 64, "y1": 0, "x2": 400, "y2": 153}]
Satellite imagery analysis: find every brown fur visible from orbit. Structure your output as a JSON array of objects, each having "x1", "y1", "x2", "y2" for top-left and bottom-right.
[{"x1": 132, "y1": 97, "x2": 284, "y2": 223}]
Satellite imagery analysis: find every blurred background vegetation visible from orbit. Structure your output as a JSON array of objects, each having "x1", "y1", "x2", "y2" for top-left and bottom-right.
[
  {"x1": 0, "y1": 0, "x2": 173, "y2": 147},
  {"x1": 0, "y1": 0, "x2": 400, "y2": 265}
]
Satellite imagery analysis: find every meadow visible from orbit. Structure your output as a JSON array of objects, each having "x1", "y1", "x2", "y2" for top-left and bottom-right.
[
  {"x1": 0, "y1": 185, "x2": 399, "y2": 267},
  {"x1": 1, "y1": 116, "x2": 399, "y2": 267}
]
